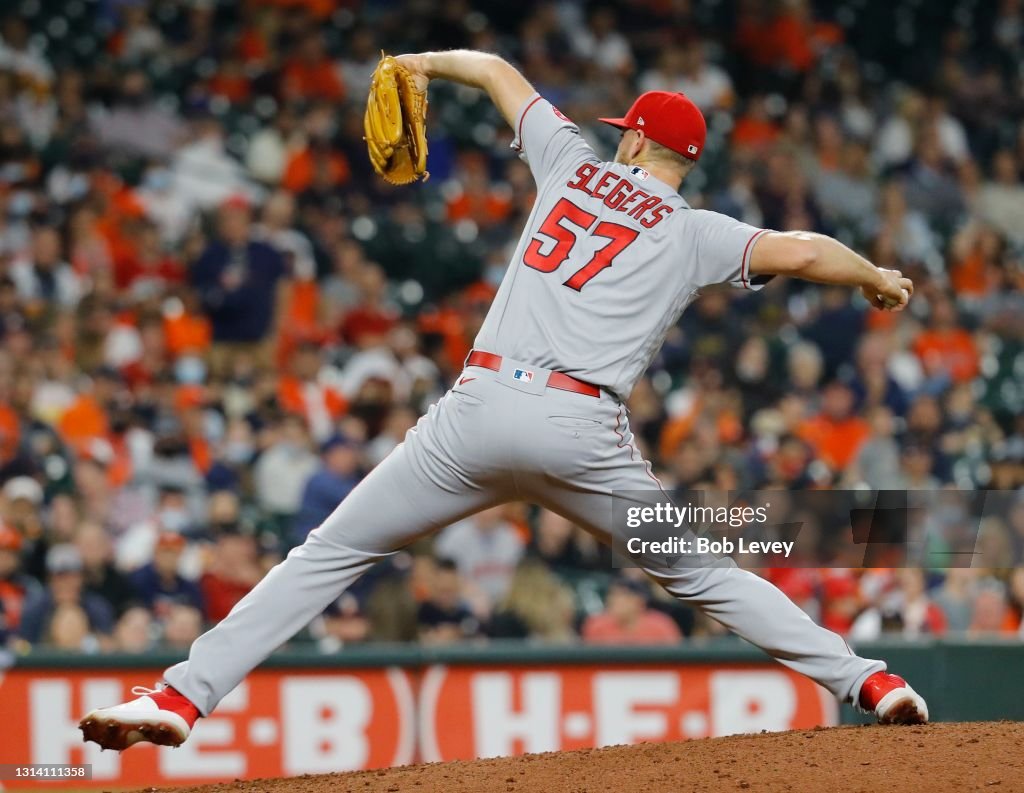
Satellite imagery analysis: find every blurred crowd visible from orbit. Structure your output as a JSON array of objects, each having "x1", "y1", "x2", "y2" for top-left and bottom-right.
[{"x1": 1, "y1": 0, "x2": 1024, "y2": 656}]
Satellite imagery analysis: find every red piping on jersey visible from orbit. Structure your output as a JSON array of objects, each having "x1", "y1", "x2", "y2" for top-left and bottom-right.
[
  {"x1": 740, "y1": 228, "x2": 770, "y2": 290},
  {"x1": 514, "y1": 96, "x2": 543, "y2": 153},
  {"x1": 614, "y1": 406, "x2": 663, "y2": 488}
]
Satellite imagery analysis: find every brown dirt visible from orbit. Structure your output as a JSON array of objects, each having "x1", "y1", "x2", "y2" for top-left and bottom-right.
[{"x1": 158, "y1": 721, "x2": 1023, "y2": 793}]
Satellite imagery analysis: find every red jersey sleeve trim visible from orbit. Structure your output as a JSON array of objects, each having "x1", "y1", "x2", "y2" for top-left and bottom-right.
[
  {"x1": 513, "y1": 95, "x2": 543, "y2": 153},
  {"x1": 741, "y1": 228, "x2": 770, "y2": 289}
]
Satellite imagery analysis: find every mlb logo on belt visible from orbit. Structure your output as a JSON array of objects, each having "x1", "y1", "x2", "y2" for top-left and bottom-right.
[{"x1": 513, "y1": 369, "x2": 534, "y2": 383}]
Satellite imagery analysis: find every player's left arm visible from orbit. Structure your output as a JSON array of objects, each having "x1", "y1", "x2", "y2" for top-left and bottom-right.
[
  {"x1": 749, "y1": 230, "x2": 914, "y2": 311},
  {"x1": 395, "y1": 50, "x2": 535, "y2": 129},
  {"x1": 397, "y1": 50, "x2": 595, "y2": 188}
]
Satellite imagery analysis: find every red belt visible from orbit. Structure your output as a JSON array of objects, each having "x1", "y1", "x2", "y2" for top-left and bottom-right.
[{"x1": 466, "y1": 350, "x2": 601, "y2": 398}]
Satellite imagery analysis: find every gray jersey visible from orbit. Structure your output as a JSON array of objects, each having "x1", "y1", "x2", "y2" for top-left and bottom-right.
[{"x1": 474, "y1": 94, "x2": 771, "y2": 399}]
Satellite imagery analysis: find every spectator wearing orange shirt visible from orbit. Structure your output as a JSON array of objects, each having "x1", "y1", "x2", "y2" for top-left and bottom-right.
[
  {"x1": 281, "y1": 137, "x2": 350, "y2": 194},
  {"x1": 582, "y1": 578, "x2": 682, "y2": 645},
  {"x1": 277, "y1": 343, "x2": 348, "y2": 442},
  {"x1": 280, "y1": 31, "x2": 344, "y2": 102},
  {"x1": 255, "y1": 0, "x2": 335, "y2": 20},
  {"x1": 949, "y1": 223, "x2": 1003, "y2": 300},
  {"x1": 445, "y1": 152, "x2": 514, "y2": 228},
  {"x1": 912, "y1": 296, "x2": 980, "y2": 384},
  {"x1": 735, "y1": 0, "x2": 842, "y2": 75},
  {"x1": 57, "y1": 388, "x2": 110, "y2": 452},
  {"x1": 733, "y1": 2, "x2": 777, "y2": 69},
  {"x1": 235, "y1": 14, "x2": 272, "y2": 67},
  {"x1": 731, "y1": 95, "x2": 781, "y2": 151},
  {"x1": 765, "y1": 0, "x2": 843, "y2": 73},
  {"x1": 797, "y1": 380, "x2": 870, "y2": 472},
  {"x1": 0, "y1": 402, "x2": 21, "y2": 471},
  {"x1": 208, "y1": 58, "x2": 252, "y2": 104}
]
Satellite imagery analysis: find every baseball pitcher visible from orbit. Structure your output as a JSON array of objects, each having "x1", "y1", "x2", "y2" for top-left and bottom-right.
[{"x1": 81, "y1": 50, "x2": 926, "y2": 751}]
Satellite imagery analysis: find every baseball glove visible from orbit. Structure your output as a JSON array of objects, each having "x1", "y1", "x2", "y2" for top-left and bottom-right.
[{"x1": 364, "y1": 53, "x2": 429, "y2": 185}]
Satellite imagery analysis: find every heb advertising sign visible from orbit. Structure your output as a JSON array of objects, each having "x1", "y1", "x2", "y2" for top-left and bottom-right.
[
  {"x1": 0, "y1": 664, "x2": 835, "y2": 789},
  {"x1": 419, "y1": 664, "x2": 836, "y2": 761},
  {"x1": 0, "y1": 669, "x2": 417, "y2": 789}
]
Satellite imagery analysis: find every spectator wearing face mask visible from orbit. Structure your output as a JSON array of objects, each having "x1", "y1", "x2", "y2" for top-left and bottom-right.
[
  {"x1": 128, "y1": 531, "x2": 203, "y2": 620},
  {"x1": 117, "y1": 484, "x2": 199, "y2": 573}
]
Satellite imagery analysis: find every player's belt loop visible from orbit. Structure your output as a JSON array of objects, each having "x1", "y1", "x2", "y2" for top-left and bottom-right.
[{"x1": 465, "y1": 349, "x2": 602, "y2": 398}]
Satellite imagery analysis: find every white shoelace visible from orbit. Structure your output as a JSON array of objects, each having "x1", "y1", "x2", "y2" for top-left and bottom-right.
[{"x1": 130, "y1": 684, "x2": 164, "y2": 697}]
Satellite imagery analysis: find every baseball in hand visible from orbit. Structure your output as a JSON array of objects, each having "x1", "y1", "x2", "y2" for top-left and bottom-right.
[{"x1": 879, "y1": 288, "x2": 909, "y2": 308}]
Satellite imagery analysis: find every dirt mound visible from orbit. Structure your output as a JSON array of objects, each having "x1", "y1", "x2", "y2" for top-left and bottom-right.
[{"x1": 162, "y1": 721, "x2": 1022, "y2": 793}]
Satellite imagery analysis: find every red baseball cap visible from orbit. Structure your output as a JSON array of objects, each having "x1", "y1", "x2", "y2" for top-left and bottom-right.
[{"x1": 599, "y1": 91, "x2": 707, "y2": 161}]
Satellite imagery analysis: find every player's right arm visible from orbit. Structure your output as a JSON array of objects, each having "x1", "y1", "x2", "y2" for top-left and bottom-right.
[
  {"x1": 395, "y1": 50, "x2": 534, "y2": 129},
  {"x1": 749, "y1": 230, "x2": 914, "y2": 311}
]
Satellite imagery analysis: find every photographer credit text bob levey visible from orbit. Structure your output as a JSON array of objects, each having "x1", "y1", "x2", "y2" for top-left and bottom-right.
[{"x1": 623, "y1": 502, "x2": 793, "y2": 558}]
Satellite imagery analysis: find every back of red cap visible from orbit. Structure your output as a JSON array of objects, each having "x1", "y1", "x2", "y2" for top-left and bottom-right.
[{"x1": 599, "y1": 91, "x2": 707, "y2": 161}]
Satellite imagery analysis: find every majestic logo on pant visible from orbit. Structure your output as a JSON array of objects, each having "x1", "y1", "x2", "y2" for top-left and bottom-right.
[{"x1": 513, "y1": 369, "x2": 534, "y2": 383}]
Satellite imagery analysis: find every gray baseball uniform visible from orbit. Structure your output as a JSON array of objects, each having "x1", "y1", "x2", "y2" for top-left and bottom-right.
[{"x1": 164, "y1": 94, "x2": 883, "y2": 716}]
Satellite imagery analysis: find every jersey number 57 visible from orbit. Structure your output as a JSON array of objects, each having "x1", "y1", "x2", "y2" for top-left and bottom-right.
[{"x1": 523, "y1": 198, "x2": 639, "y2": 291}]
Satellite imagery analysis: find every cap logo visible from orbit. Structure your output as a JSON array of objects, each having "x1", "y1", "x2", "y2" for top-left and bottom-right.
[
  {"x1": 687, "y1": 144, "x2": 698, "y2": 155},
  {"x1": 636, "y1": 116, "x2": 645, "y2": 126}
]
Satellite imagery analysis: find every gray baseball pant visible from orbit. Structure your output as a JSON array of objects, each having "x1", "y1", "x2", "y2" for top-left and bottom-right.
[{"x1": 165, "y1": 360, "x2": 883, "y2": 715}]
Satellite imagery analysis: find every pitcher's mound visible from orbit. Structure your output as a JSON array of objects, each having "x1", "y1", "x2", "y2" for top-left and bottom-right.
[{"x1": 164, "y1": 721, "x2": 1022, "y2": 793}]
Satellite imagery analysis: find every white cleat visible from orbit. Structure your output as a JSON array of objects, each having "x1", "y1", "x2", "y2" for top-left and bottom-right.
[{"x1": 79, "y1": 685, "x2": 200, "y2": 750}]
